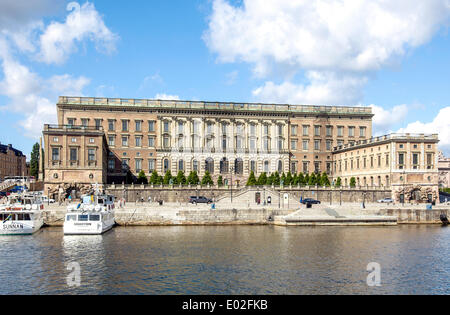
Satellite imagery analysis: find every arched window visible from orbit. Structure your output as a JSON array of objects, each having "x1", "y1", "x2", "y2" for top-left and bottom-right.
[
  {"x1": 192, "y1": 160, "x2": 198, "y2": 172},
  {"x1": 178, "y1": 160, "x2": 184, "y2": 172},
  {"x1": 278, "y1": 160, "x2": 283, "y2": 173},
  {"x1": 250, "y1": 160, "x2": 256, "y2": 173},
  {"x1": 163, "y1": 159, "x2": 170, "y2": 173},
  {"x1": 220, "y1": 158, "x2": 229, "y2": 174},
  {"x1": 235, "y1": 158, "x2": 243, "y2": 175},
  {"x1": 205, "y1": 158, "x2": 214, "y2": 174},
  {"x1": 264, "y1": 161, "x2": 269, "y2": 173}
]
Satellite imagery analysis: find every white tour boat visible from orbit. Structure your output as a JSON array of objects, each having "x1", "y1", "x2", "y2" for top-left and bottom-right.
[
  {"x1": 0, "y1": 194, "x2": 44, "y2": 235},
  {"x1": 64, "y1": 193, "x2": 115, "y2": 235}
]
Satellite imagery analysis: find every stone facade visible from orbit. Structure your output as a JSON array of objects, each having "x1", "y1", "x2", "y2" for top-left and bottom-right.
[
  {"x1": 46, "y1": 96, "x2": 373, "y2": 186},
  {"x1": 333, "y1": 133, "x2": 440, "y2": 203},
  {"x1": 0, "y1": 143, "x2": 27, "y2": 181},
  {"x1": 438, "y1": 151, "x2": 450, "y2": 188}
]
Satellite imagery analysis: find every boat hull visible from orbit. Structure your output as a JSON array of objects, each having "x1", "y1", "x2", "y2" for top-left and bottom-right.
[
  {"x1": 0, "y1": 220, "x2": 44, "y2": 235},
  {"x1": 63, "y1": 219, "x2": 115, "y2": 235}
]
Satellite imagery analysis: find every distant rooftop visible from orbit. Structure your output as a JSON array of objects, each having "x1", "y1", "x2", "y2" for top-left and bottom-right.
[
  {"x1": 57, "y1": 96, "x2": 373, "y2": 116},
  {"x1": 0, "y1": 143, "x2": 24, "y2": 157},
  {"x1": 333, "y1": 133, "x2": 439, "y2": 152}
]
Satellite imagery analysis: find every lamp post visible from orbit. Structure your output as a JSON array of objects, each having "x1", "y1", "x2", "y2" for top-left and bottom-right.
[
  {"x1": 230, "y1": 165, "x2": 234, "y2": 203},
  {"x1": 47, "y1": 187, "x2": 50, "y2": 206}
]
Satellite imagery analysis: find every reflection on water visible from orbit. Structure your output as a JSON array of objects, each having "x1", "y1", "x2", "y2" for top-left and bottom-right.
[{"x1": 0, "y1": 225, "x2": 449, "y2": 294}]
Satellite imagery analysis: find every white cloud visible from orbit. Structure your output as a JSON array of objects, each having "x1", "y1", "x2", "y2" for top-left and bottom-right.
[
  {"x1": 38, "y1": 1, "x2": 118, "y2": 64},
  {"x1": 370, "y1": 104, "x2": 409, "y2": 135},
  {"x1": 0, "y1": 41, "x2": 89, "y2": 138},
  {"x1": 225, "y1": 70, "x2": 238, "y2": 85},
  {"x1": 205, "y1": 0, "x2": 450, "y2": 105},
  {"x1": 155, "y1": 94, "x2": 180, "y2": 100},
  {"x1": 253, "y1": 71, "x2": 367, "y2": 105},
  {"x1": 397, "y1": 107, "x2": 450, "y2": 155},
  {"x1": 205, "y1": 0, "x2": 450, "y2": 76}
]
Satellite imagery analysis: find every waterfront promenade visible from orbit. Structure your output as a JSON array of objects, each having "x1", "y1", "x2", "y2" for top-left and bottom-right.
[{"x1": 42, "y1": 201, "x2": 450, "y2": 226}]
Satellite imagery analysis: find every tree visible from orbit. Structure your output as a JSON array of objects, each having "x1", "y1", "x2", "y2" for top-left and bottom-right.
[
  {"x1": 187, "y1": 171, "x2": 200, "y2": 185},
  {"x1": 137, "y1": 170, "x2": 148, "y2": 184},
  {"x1": 308, "y1": 173, "x2": 316, "y2": 186},
  {"x1": 246, "y1": 171, "x2": 257, "y2": 186},
  {"x1": 335, "y1": 177, "x2": 342, "y2": 187},
  {"x1": 292, "y1": 173, "x2": 299, "y2": 186},
  {"x1": 201, "y1": 171, "x2": 214, "y2": 186},
  {"x1": 30, "y1": 143, "x2": 40, "y2": 179},
  {"x1": 267, "y1": 173, "x2": 274, "y2": 186},
  {"x1": 257, "y1": 172, "x2": 267, "y2": 186},
  {"x1": 176, "y1": 171, "x2": 187, "y2": 185},
  {"x1": 298, "y1": 173, "x2": 305, "y2": 186},
  {"x1": 273, "y1": 172, "x2": 281, "y2": 186},
  {"x1": 321, "y1": 172, "x2": 331, "y2": 187},
  {"x1": 281, "y1": 173, "x2": 286, "y2": 186},
  {"x1": 285, "y1": 172, "x2": 293, "y2": 186},
  {"x1": 350, "y1": 177, "x2": 356, "y2": 188},
  {"x1": 163, "y1": 170, "x2": 173, "y2": 185},
  {"x1": 304, "y1": 174, "x2": 310, "y2": 186},
  {"x1": 149, "y1": 171, "x2": 159, "y2": 185},
  {"x1": 217, "y1": 175, "x2": 224, "y2": 187}
]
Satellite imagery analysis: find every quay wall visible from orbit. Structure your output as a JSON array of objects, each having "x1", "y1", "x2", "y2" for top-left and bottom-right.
[
  {"x1": 42, "y1": 204, "x2": 450, "y2": 226},
  {"x1": 104, "y1": 185, "x2": 392, "y2": 204}
]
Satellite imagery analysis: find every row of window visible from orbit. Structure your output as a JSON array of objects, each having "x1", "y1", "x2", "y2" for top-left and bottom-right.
[
  {"x1": 51, "y1": 147, "x2": 97, "y2": 162},
  {"x1": 291, "y1": 125, "x2": 367, "y2": 138}
]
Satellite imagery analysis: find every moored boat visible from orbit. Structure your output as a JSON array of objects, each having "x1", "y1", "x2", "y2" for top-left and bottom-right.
[
  {"x1": 63, "y1": 192, "x2": 115, "y2": 235},
  {"x1": 0, "y1": 194, "x2": 44, "y2": 235}
]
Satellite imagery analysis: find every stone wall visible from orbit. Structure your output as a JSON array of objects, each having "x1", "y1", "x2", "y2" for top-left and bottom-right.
[{"x1": 104, "y1": 184, "x2": 392, "y2": 204}]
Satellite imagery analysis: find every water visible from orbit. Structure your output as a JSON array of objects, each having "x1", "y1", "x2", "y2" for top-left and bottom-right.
[{"x1": 0, "y1": 225, "x2": 449, "y2": 295}]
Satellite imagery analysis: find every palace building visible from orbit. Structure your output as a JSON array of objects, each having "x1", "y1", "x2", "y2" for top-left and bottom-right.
[
  {"x1": 41, "y1": 96, "x2": 440, "y2": 203},
  {"x1": 0, "y1": 143, "x2": 27, "y2": 181}
]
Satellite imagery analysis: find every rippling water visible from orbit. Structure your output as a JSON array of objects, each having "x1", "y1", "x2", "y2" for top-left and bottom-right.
[{"x1": 0, "y1": 225, "x2": 449, "y2": 295}]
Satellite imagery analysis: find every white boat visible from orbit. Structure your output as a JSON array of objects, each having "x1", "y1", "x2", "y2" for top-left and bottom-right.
[
  {"x1": 64, "y1": 193, "x2": 115, "y2": 235},
  {"x1": 0, "y1": 194, "x2": 44, "y2": 235}
]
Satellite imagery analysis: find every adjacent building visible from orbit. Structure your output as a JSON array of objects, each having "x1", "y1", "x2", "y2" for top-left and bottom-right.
[
  {"x1": 438, "y1": 151, "x2": 450, "y2": 188},
  {"x1": 333, "y1": 134, "x2": 440, "y2": 203},
  {"x1": 0, "y1": 143, "x2": 27, "y2": 181}
]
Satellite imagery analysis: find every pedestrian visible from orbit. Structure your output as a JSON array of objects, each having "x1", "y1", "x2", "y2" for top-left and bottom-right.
[
  {"x1": 68, "y1": 195, "x2": 72, "y2": 203},
  {"x1": 148, "y1": 196, "x2": 152, "y2": 203}
]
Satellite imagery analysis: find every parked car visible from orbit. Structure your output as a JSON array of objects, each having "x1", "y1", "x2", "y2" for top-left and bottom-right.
[
  {"x1": 189, "y1": 196, "x2": 213, "y2": 204},
  {"x1": 377, "y1": 198, "x2": 394, "y2": 203},
  {"x1": 301, "y1": 198, "x2": 321, "y2": 205},
  {"x1": 0, "y1": 191, "x2": 9, "y2": 197},
  {"x1": 42, "y1": 196, "x2": 56, "y2": 204}
]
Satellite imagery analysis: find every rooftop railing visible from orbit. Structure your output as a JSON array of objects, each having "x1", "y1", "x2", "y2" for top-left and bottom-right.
[
  {"x1": 333, "y1": 133, "x2": 439, "y2": 151},
  {"x1": 58, "y1": 96, "x2": 373, "y2": 115},
  {"x1": 44, "y1": 124, "x2": 104, "y2": 132}
]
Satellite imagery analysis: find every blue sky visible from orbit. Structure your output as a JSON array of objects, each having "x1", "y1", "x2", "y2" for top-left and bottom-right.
[{"x1": 0, "y1": 0, "x2": 449, "y2": 159}]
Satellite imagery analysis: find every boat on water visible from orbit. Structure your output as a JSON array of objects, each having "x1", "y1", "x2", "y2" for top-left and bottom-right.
[
  {"x1": 64, "y1": 193, "x2": 115, "y2": 235},
  {"x1": 0, "y1": 194, "x2": 44, "y2": 235}
]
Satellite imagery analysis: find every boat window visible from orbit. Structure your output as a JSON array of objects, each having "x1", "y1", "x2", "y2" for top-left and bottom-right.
[
  {"x1": 23, "y1": 214, "x2": 31, "y2": 221},
  {"x1": 89, "y1": 215, "x2": 100, "y2": 221},
  {"x1": 78, "y1": 215, "x2": 89, "y2": 222},
  {"x1": 66, "y1": 215, "x2": 77, "y2": 221},
  {"x1": 98, "y1": 199, "x2": 104, "y2": 204},
  {"x1": 17, "y1": 214, "x2": 24, "y2": 220},
  {"x1": 0, "y1": 214, "x2": 4, "y2": 221}
]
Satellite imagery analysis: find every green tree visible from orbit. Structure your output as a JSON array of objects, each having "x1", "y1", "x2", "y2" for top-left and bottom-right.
[
  {"x1": 321, "y1": 172, "x2": 331, "y2": 187},
  {"x1": 149, "y1": 170, "x2": 159, "y2": 185},
  {"x1": 308, "y1": 173, "x2": 316, "y2": 186},
  {"x1": 190, "y1": 171, "x2": 200, "y2": 185},
  {"x1": 137, "y1": 170, "x2": 148, "y2": 184},
  {"x1": 267, "y1": 173, "x2": 274, "y2": 186},
  {"x1": 298, "y1": 173, "x2": 305, "y2": 186},
  {"x1": 158, "y1": 175, "x2": 164, "y2": 185},
  {"x1": 257, "y1": 172, "x2": 268, "y2": 186},
  {"x1": 304, "y1": 174, "x2": 310, "y2": 186},
  {"x1": 273, "y1": 172, "x2": 281, "y2": 186},
  {"x1": 292, "y1": 173, "x2": 299, "y2": 186},
  {"x1": 176, "y1": 171, "x2": 187, "y2": 185},
  {"x1": 217, "y1": 175, "x2": 224, "y2": 187},
  {"x1": 247, "y1": 171, "x2": 257, "y2": 186},
  {"x1": 350, "y1": 177, "x2": 356, "y2": 188},
  {"x1": 201, "y1": 171, "x2": 214, "y2": 186},
  {"x1": 281, "y1": 173, "x2": 286, "y2": 186},
  {"x1": 30, "y1": 143, "x2": 40, "y2": 179},
  {"x1": 285, "y1": 172, "x2": 293, "y2": 186},
  {"x1": 335, "y1": 177, "x2": 342, "y2": 187},
  {"x1": 163, "y1": 170, "x2": 173, "y2": 185}
]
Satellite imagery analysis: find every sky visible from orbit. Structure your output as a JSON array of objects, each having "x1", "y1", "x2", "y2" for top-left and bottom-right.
[{"x1": 0, "y1": 0, "x2": 449, "y2": 160}]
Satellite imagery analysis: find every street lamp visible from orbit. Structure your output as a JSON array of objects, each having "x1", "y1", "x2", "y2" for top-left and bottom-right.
[{"x1": 230, "y1": 165, "x2": 234, "y2": 203}]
